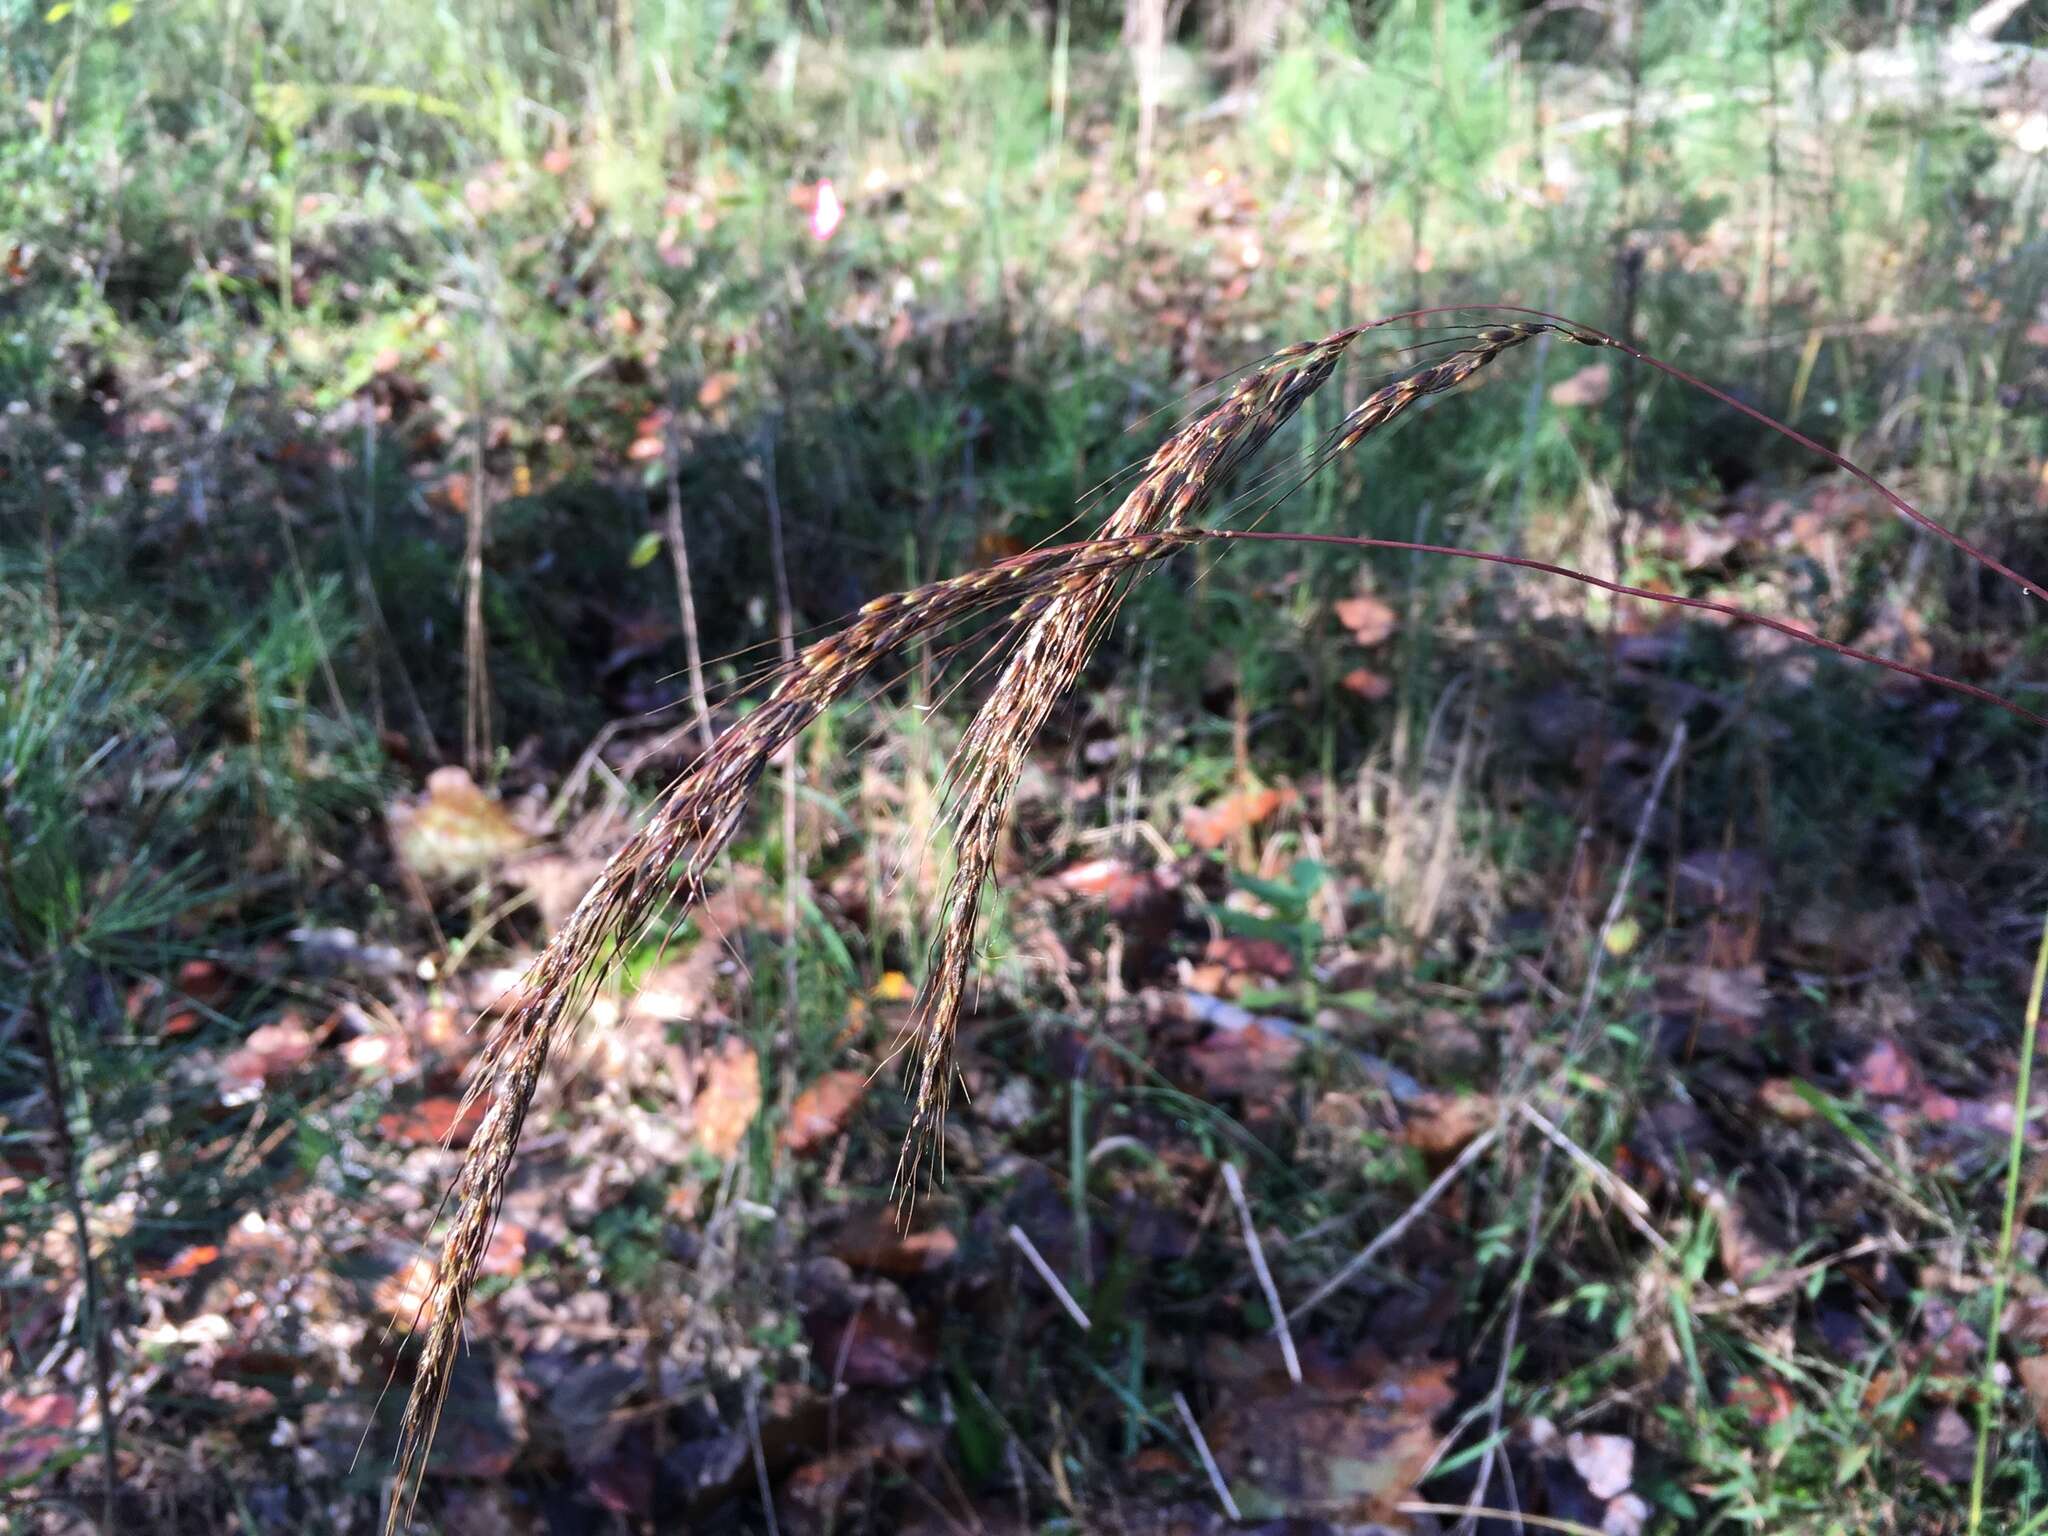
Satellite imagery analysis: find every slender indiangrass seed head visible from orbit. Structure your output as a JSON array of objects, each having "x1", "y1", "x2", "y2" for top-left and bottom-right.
[{"x1": 385, "y1": 311, "x2": 2007, "y2": 1525}]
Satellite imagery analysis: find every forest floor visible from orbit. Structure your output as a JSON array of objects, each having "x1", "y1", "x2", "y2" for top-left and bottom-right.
[{"x1": 7, "y1": 8, "x2": 2048, "y2": 1534}]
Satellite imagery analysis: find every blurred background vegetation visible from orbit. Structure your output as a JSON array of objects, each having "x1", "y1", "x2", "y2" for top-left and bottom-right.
[{"x1": 5, "y1": 0, "x2": 2048, "y2": 1531}]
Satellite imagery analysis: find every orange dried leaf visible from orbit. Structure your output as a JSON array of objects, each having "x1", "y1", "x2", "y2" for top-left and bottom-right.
[
  {"x1": 1052, "y1": 857, "x2": 1137, "y2": 897},
  {"x1": 220, "y1": 1015, "x2": 317, "y2": 1090},
  {"x1": 375, "y1": 1256, "x2": 438, "y2": 1331},
  {"x1": 693, "y1": 1038, "x2": 761, "y2": 1159},
  {"x1": 1340, "y1": 667, "x2": 1393, "y2": 700},
  {"x1": 1183, "y1": 785, "x2": 1294, "y2": 851},
  {"x1": 378, "y1": 1095, "x2": 490, "y2": 1149},
  {"x1": 781, "y1": 1069, "x2": 868, "y2": 1154},
  {"x1": 157, "y1": 1243, "x2": 221, "y2": 1280},
  {"x1": 1403, "y1": 1093, "x2": 1495, "y2": 1159},
  {"x1": 1333, "y1": 594, "x2": 1397, "y2": 646}
]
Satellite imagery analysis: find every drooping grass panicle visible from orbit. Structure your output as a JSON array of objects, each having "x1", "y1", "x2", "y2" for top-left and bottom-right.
[
  {"x1": 384, "y1": 533, "x2": 1192, "y2": 1531},
  {"x1": 388, "y1": 310, "x2": 2043, "y2": 1525}
]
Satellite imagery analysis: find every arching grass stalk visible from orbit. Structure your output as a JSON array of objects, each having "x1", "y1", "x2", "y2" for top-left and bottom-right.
[{"x1": 386, "y1": 312, "x2": 2045, "y2": 1528}]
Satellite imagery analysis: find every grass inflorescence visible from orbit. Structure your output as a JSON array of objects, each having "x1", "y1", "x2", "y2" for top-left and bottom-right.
[{"x1": 385, "y1": 309, "x2": 2044, "y2": 1527}]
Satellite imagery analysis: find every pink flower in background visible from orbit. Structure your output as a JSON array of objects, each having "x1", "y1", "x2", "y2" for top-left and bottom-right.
[{"x1": 809, "y1": 179, "x2": 843, "y2": 243}]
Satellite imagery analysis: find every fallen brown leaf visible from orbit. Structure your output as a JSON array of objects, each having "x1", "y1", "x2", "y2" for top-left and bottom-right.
[
  {"x1": 1340, "y1": 666, "x2": 1393, "y2": 700},
  {"x1": 1205, "y1": 1356, "x2": 1454, "y2": 1520},
  {"x1": 1403, "y1": 1092, "x2": 1495, "y2": 1160},
  {"x1": 807, "y1": 1289, "x2": 936, "y2": 1388},
  {"x1": 2017, "y1": 1356, "x2": 2048, "y2": 1436},
  {"x1": 781, "y1": 1069, "x2": 868, "y2": 1155},
  {"x1": 0, "y1": 1390, "x2": 77, "y2": 1483},
  {"x1": 375, "y1": 1256, "x2": 439, "y2": 1331},
  {"x1": 378, "y1": 1094, "x2": 490, "y2": 1149},
  {"x1": 1182, "y1": 785, "x2": 1295, "y2": 851},
  {"x1": 1334, "y1": 594, "x2": 1398, "y2": 646},
  {"x1": 220, "y1": 1014, "x2": 317, "y2": 1093},
  {"x1": 1204, "y1": 934, "x2": 1295, "y2": 978},
  {"x1": 829, "y1": 1209, "x2": 959, "y2": 1276},
  {"x1": 1912, "y1": 1405, "x2": 1974, "y2": 1485},
  {"x1": 694, "y1": 1038, "x2": 761, "y2": 1159},
  {"x1": 1851, "y1": 1039, "x2": 1921, "y2": 1101},
  {"x1": 389, "y1": 765, "x2": 532, "y2": 884},
  {"x1": 1185, "y1": 1019, "x2": 1302, "y2": 1099}
]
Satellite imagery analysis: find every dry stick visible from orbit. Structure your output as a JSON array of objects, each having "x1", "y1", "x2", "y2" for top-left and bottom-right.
[
  {"x1": 1290, "y1": 1125, "x2": 1503, "y2": 1324},
  {"x1": 1007, "y1": 1224, "x2": 1091, "y2": 1332},
  {"x1": 1220, "y1": 1162, "x2": 1301, "y2": 1384},
  {"x1": 744, "y1": 1381, "x2": 783, "y2": 1536},
  {"x1": 461, "y1": 403, "x2": 492, "y2": 777},
  {"x1": 664, "y1": 397, "x2": 715, "y2": 757},
  {"x1": 1172, "y1": 1391, "x2": 1242, "y2": 1522},
  {"x1": 1517, "y1": 1101, "x2": 1675, "y2": 1262}
]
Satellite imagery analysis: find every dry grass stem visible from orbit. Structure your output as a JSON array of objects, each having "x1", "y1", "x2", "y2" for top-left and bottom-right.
[
  {"x1": 1290, "y1": 1123, "x2": 1503, "y2": 1324},
  {"x1": 1221, "y1": 1161, "x2": 1301, "y2": 1384},
  {"x1": 1007, "y1": 1223, "x2": 1093, "y2": 1331},
  {"x1": 1173, "y1": 1390, "x2": 1242, "y2": 1521}
]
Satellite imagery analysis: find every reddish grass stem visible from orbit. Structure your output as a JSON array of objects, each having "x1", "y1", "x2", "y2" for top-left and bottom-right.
[{"x1": 1199, "y1": 529, "x2": 2048, "y2": 730}]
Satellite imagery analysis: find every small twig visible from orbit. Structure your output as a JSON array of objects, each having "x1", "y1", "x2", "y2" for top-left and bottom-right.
[
  {"x1": 1290, "y1": 1125, "x2": 1501, "y2": 1323},
  {"x1": 1517, "y1": 1101, "x2": 1675, "y2": 1261},
  {"x1": 1221, "y1": 1162, "x2": 1300, "y2": 1384},
  {"x1": 744, "y1": 1381, "x2": 783, "y2": 1536},
  {"x1": 1007, "y1": 1224, "x2": 1091, "y2": 1331},
  {"x1": 664, "y1": 389, "x2": 715, "y2": 757},
  {"x1": 1172, "y1": 1390, "x2": 1241, "y2": 1522},
  {"x1": 461, "y1": 384, "x2": 493, "y2": 778}
]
